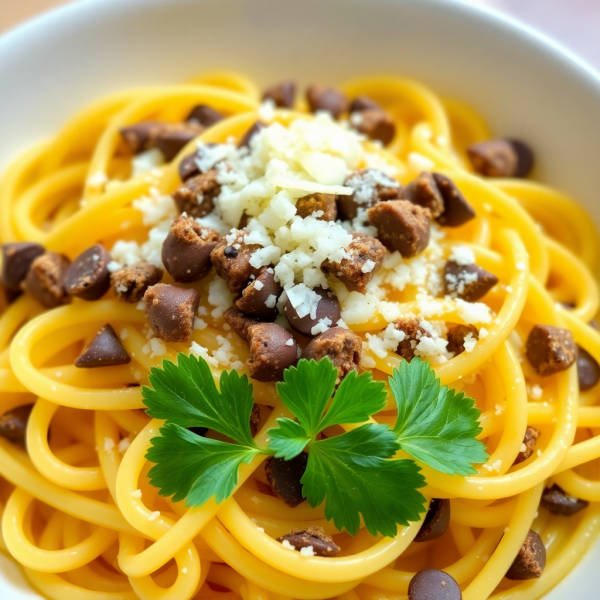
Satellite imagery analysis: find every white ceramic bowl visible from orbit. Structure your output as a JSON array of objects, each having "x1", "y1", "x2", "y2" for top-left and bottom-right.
[{"x1": 1, "y1": 0, "x2": 599, "y2": 598}]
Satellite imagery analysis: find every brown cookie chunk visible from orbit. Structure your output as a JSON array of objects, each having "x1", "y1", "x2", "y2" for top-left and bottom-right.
[
  {"x1": 513, "y1": 426, "x2": 541, "y2": 465},
  {"x1": 306, "y1": 85, "x2": 348, "y2": 118},
  {"x1": 302, "y1": 327, "x2": 361, "y2": 383},
  {"x1": 1, "y1": 242, "x2": 45, "y2": 291},
  {"x1": 211, "y1": 239, "x2": 262, "y2": 294},
  {"x1": 110, "y1": 261, "x2": 163, "y2": 303},
  {"x1": 265, "y1": 452, "x2": 308, "y2": 508},
  {"x1": 144, "y1": 283, "x2": 200, "y2": 343},
  {"x1": 467, "y1": 139, "x2": 534, "y2": 178},
  {"x1": 408, "y1": 570, "x2": 462, "y2": 600},
  {"x1": 178, "y1": 143, "x2": 221, "y2": 182},
  {"x1": 295, "y1": 193, "x2": 337, "y2": 221},
  {"x1": 447, "y1": 324, "x2": 479, "y2": 356},
  {"x1": 444, "y1": 261, "x2": 499, "y2": 302},
  {"x1": 246, "y1": 323, "x2": 300, "y2": 382},
  {"x1": 23, "y1": 252, "x2": 71, "y2": 308},
  {"x1": 338, "y1": 169, "x2": 402, "y2": 220},
  {"x1": 250, "y1": 404, "x2": 262, "y2": 437},
  {"x1": 162, "y1": 216, "x2": 220, "y2": 283},
  {"x1": 0, "y1": 405, "x2": 34, "y2": 445},
  {"x1": 349, "y1": 95, "x2": 383, "y2": 113},
  {"x1": 235, "y1": 268, "x2": 282, "y2": 321},
  {"x1": 526, "y1": 325, "x2": 577, "y2": 376},
  {"x1": 238, "y1": 121, "x2": 265, "y2": 149},
  {"x1": 577, "y1": 346, "x2": 600, "y2": 391},
  {"x1": 367, "y1": 200, "x2": 431, "y2": 258},
  {"x1": 186, "y1": 105, "x2": 223, "y2": 127},
  {"x1": 224, "y1": 306, "x2": 263, "y2": 341},
  {"x1": 414, "y1": 499, "x2": 451, "y2": 543},
  {"x1": 352, "y1": 109, "x2": 396, "y2": 145},
  {"x1": 284, "y1": 287, "x2": 341, "y2": 337},
  {"x1": 505, "y1": 530, "x2": 546, "y2": 580},
  {"x1": 120, "y1": 122, "x2": 203, "y2": 160},
  {"x1": 392, "y1": 318, "x2": 431, "y2": 362},
  {"x1": 64, "y1": 244, "x2": 111, "y2": 301},
  {"x1": 321, "y1": 232, "x2": 386, "y2": 293},
  {"x1": 278, "y1": 526, "x2": 340, "y2": 557},
  {"x1": 541, "y1": 484, "x2": 589, "y2": 516},
  {"x1": 75, "y1": 324, "x2": 131, "y2": 368},
  {"x1": 172, "y1": 169, "x2": 220, "y2": 218},
  {"x1": 406, "y1": 172, "x2": 475, "y2": 227},
  {"x1": 262, "y1": 81, "x2": 296, "y2": 108}
]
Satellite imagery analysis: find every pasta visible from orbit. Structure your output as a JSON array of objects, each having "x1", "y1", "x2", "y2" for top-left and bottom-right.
[{"x1": 0, "y1": 70, "x2": 599, "y2": 600}]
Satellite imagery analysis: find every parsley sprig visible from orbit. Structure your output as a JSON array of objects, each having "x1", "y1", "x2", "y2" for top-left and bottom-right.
[{"x1": 143, "y1": 354, "x2": 487, "y2": 537}]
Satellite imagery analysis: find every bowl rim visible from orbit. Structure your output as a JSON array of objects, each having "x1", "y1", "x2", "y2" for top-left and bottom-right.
[{"x1": 1, "y1": 0, "x2": 600, "y2": 91}]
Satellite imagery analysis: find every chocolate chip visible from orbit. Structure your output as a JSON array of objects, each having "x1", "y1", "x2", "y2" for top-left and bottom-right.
[
  {"x1": 250, "y1": 403, "x2": 262, "y2": 437},
  {"x1": 211, "y1": 239, "x2": 262, "y2": 294},
  {"x1": 75, "y1": 324, "x2": 131, "y2": 368},
  {"x1": 64, "y1": 244, "x2": 111, "y2": 301},
  {"x1": 154, "y1": 122, "x2": 204, "y2": 161},
  {"x1": 238, "y1": 121, "x2": 265, "y2": 149},
  {"x1": 120, "y1": 122, "x2": 203, "y2": 160},
  {"x1": 1, "y1": 243, "x2": 45, "y2": 291},
  {"x1": 446, "y1": 324, "x2": 479, "y2": 356},
  {"x1": 278, "y1": 526, "x2": 340, "y2": 557},
  {"x1": 235, "y1": 268, "x2": 282, "y2": 321},
  {"x1": 349, "y1": 95, "x2": 382, "y2": 113},
  {"x1": 144, "y1": 284, "x2": 200, "y2": 343},
  {"x1": 414, "y1": 499, "x2": 450, "y2": 543},
  {"x1": 22, "y1": 252, "x2": 71, "y2": 308},
  {"x1": 296, "y1": 193, "x2": 337, "y2": 221},
  {"x1": 505, "y1": 530, "x2": 546, "y2": 580},
  {"x1": 367, "y1": 200, "x2": 431, "y2": 258},
  {"x1": 432, "y1": 174, "x2": 476, "y2": 227},
  {"x1": 467, "y1": 139, "x2": 534, "y2": 178},
  {"x1": 262, "y1": 81, "x2": 296, "y2": 108},
  {"x1": 392, "y1": 318, "x2": 429, "y2": 362},
  {"x1": 178, "y1": 153, "x2": 201, "y2": 182},
  {"x1": 406, "y1": 172, "x2": 475, "y2": 227},
  {"x1": 306, "y1": 85, "x2": 348, "y2": 118},
  {"x1": 444, "y1": 261, "x2": 499, "y2": 302},
  {"x1": 577, "y1": 346, "x2": 600, "y2": 391},
  {"x1": 321, "y1": 232, "x2": 386, "y2": 293},
  {"x1": 513, "y1": 426, "x2": 540, "y2": 465},
  {"x1": 224, "y1": 246, "x2": 239, "y2": 259},
  {"x1": 541, "y1": 484, "x2": 589, "y2": 516},
  {"x1": 265, "y1": 453, "x2": 308, "y2": 507},
  {"x1": 110, "y1": 261, "x2": 163, "y2": 303},
  {"x1": 246, "y1": 323, "x2": 299, "y2": 382},
  {"x1": 284, "y1": 287, "x2": 341, "y2": 337},
  {"x1": 408, "y1": 570, "x2": 461, "y2": 600},
  {"x1": 224, "y1": 306, "x2": 263, "y2": 340},
  {"x1": 186, "y1": 104, "x2": 223, "y2": 127},
  {"x1": 162, "y1": 216, "x2": 220, "y2": 283},
  {"x1": 172, "y1": 169, "x2": 220, "y2": 218},
  {"x1": 352, "y1": 109, "x2": 396, "y2": 146},
  {"x1": 303, "y1": 327, "x2": 361, "y2": 383},
  {"x1": 526, "y1": 325, "x2": 578, "y2": 376},
  {"x1": 0, "y1": 405, "x2": 33, "y2": 444},
  {"x1": 338, "y1": 169, "x2": 403, "y2": 220}
]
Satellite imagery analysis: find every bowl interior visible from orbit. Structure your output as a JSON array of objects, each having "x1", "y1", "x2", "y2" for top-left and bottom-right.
[{"x1": 1, "y1": 0, "x2": 600, "y2": 598}]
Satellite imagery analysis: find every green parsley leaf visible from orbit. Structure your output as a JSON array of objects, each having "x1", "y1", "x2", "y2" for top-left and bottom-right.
[
  {"x1": 146, "y1": 424, "x2": 262, "y2": 506},
  {"x1": 143, "y1": 353, "x2": 256, "y2": 447},
  {"x1": 268, "y1": 418, "x2": 311, "y2": 460},
  {"x1": 275, "y1": 358, "x2": 337, "y2": 436},
  {"x1": 302, "y1": 424, "x2": 426, "y2": 537},
  {"x1": 390, "y1": 357, "x2": 488, "y2": 476},
  {"x1": 317, "y1": 369, "x2": 387, "y2": 432}
]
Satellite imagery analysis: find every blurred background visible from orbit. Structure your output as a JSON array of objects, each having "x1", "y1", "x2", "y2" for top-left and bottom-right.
[{"x1": 1, "y1": 0, "x2": 599, "y2": 69}]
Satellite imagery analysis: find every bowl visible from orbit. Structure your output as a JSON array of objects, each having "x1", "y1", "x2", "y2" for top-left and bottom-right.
[{"x1": 1, "y1": 0, "x2": 599, "y2": 598}]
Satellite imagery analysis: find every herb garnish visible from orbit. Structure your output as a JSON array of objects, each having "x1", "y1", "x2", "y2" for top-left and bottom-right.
[{"x1": 143, "y1": 354, "x2": 487, "y2": 537}]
